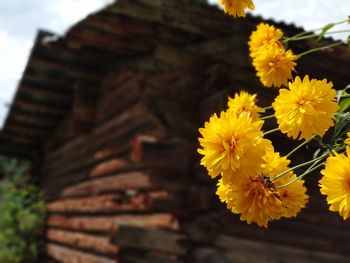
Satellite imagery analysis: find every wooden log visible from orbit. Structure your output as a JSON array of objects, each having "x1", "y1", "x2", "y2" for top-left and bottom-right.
[
  {"x1": 59, "y1": 171, "x2": 152, "y2": 198},
  {"x1": 42, "y1": 102, "x2": 167, "y2": 174},
  {"x1": 119, "y1": 249, "x2": 182, "y2": 263},
  {"x1": 143, "y1": 69, "x2": 201, "y2": 103},
  {"x1": 100, "y1": 68, "x2": 134, "y2": 94},
  {"x1": 46, "y1": 243, "x2": 116, "y2": 263},
  {"x1": 186, "y1": 210, "x2": 350, "y2": 256},
  {"x1": 109, "y1": 0, "x2": 245, "y2": 38},
  {"x1": 40, "y1": 118, "x2": 162, "y2": 192},
  {"x1": 22, "y1": 73, "x2": 72, "y2": 93},
  {"x1": 79, "y1": 12, "x2": 157, "y2": 37},
  {"x1": 147, "y1": 97, "x2": 199, "y2": 139},
  {"x1": 113, "y1": 226, "x2": 186, "y2": 255},
  {"x1": 66, "y1": 27, "x2": 155, "y2": 55},
  {"x1": 90, "y1": 158, "x2": 130, "y2": 177},
  {"x1": 46, "y1": 191, "x2": 169, "y2": 213},
  {"x1": 190, "y1": 247, "x2": 228, "y2": 263},
  {"x1": 29, "y1": 57, "x2": 101, "y2": 83},
  {"x1": 154, "y1": 45, "x2": 199, "y2": 68},
  {"x1": 215, "y1": 234, "x2": 350, "y2": 263},
  {"x1": 46, "y1": 228, "x2": 118, "y2": 255},
  {"x1": 47, "y1": 213, "x2": 179, "y2": 232},
  {"x1": 131, "y1": 135, "x2": 193, "y2": 171},
  {"x1": 116, "y1": 55, "x2": 173, "y2": 73},
  {"x1": 33, "y1": 38, "x2": 105, "y2": 70},
  {"x1": 95, "y1": 74, "x2": 146, "y2": 122}
]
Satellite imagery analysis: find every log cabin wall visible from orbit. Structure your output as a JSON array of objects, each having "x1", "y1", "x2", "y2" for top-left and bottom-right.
[{"x1": 1, "y1": 1, "x2": 350, "y2": 262}]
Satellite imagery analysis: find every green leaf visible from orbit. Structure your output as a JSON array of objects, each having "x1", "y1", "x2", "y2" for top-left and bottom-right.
[
  {"x1": 339, "y1": 98, "x2": 350, "y2": 112},
  {"x1": 333, "y1": 112, "x2": 350, "y2": 141},
  {"x1": 313, "y1": 148, "x2": 321, "y2": 159},
  {"x1": 317, "y1": 23, "x2": 335, "y2": 41},
  {"x1": 336, "y1": 90, "x2": 344, "y2": 103}
]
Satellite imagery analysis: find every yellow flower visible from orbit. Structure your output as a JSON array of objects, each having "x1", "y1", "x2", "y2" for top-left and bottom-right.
[
  {"x1": 262, "y1": 148, "x2": 308, "y2": 218},
  {"x1": 345, "y1": 132, "x2": 350, "y2": 145},
  {"x1": 229, "y1": 174, "x2": 283, "y2": 227},
  {"x1": 320, "y1": 148, "x2": 350, "y2": 220},
  {"x1": 273, "y1": 75, "x2": 339, "y2": 140},
  {"x1": 252, "y1": 44, "x2": 299, "y2": 88},
  {"x1": 249, "y1": 23, "x2": 283, "y2": 58},
  {"x1": 216, "y1": 148, "x2": 308, "y2": 227},
  {"x1": 219, "y1": 0, "x2": 255, "y2": 17},
  {"x1": 261, "y1": 147, "x2": 290, "y2": 177},
  {"x1": 216, "y1": 178, "x2": 237, "y2": 212},
  {"x1": 198, "y1": 111, "x2": 268, "y2": 182},
  {"x1": 276, "y1": 173, "x2": 309, "y2": 218},
  {"x1": 227, "y1": 91, "x2": 264, "y2": 121}
]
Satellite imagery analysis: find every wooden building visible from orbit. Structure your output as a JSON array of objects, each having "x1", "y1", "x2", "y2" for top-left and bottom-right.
[{"x1": 1, "y1": 0, "x2": 350, "y2": 262}]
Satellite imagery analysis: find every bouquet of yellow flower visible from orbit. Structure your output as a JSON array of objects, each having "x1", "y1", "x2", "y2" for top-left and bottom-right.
[{"x1": 197, "y1": 0, "x2": 350, "y2": 227}]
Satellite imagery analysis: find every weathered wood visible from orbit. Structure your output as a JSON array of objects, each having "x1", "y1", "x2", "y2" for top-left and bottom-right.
[
  {"x1": 47, "y1": 213, "x2": 179, "y2": 232},
  {"x1": 79, "y1": 12, "x2": 157, "y2": 37},
  {"x1": 90, "y1": 158, "x2": 130, "y2": 177},
  {"x1": 109, "y1": 0, "x2": 246, "y2": 38},
  {"x1": 59, "y1": 171, "x2": 153, "y2": 198},
  {"x1": 154, "y1": 45, "x2": 200, "y2": 67},
  {"x1": 42, "y1": 102, "x2": 166, "y2": 169},
  {"x1": 100, "y1": 69, "x2": 134, "y2": 94},
  {"x1": 29, "y1": 57, "x2": 101, "y2": 82},
  {"x1": 95, "y1": 74, "x2": 146, "y2": 122},
  {"x1": 46, "y1": 229, "x2": 118, "y2": 255},
  {"x1": 113, "y1": 226, "x2": 186, "y2": 255},
  {"x1": 46, "y1": 191, "x2": 169, "y2": 213},
  {"x1": 67, "y1": 27, "x2": 155, "y2": 55},
  {"x1": 131, "y1": 135, "x2": 193, "y2": 171},
  {"x1": 143, "y1": 69, "x2": 200, "y2": 102},
  {"x1": 46, "y1": 243, "x2": 115, "y2": 263},
  {"x1": 40, "y1": 117, "x2": 162, "y2": 190},
  {"x1": 119, "y1": 249, "x2": 182, "y2": 263},
  {"x1": 186, "y1": 210, "x2": 350, "y2": 256},
  {"x1": 147, "y1": 97, "x2": 199, "y2": 138},
  {"x1": 215, "y1": 234, "x2": 350, "y2": 263}
]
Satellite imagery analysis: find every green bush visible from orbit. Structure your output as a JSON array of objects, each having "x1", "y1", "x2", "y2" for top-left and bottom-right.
[{"x1": 0, "y1": 157, "x2": 45, "y2": 263}]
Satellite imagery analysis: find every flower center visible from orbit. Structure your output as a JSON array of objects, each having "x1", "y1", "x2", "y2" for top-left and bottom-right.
[
  {"x1": 254, "y1": 174, "x2": 278, "y2": 194},
  {"x1": 230, "y1": 136, "x2": 237, "y2": 155}
]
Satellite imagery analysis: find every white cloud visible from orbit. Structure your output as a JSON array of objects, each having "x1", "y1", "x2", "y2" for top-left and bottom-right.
[
  {"x1": 0, "y1": 30, "x2": 31, "y2": 125},
  {"x1": 251, "y1": 0, "x2": 350, "y2": 41},
  {"x1": 47, "y1": 0, "x2": 114, "y2": 34},
  {"x1": 0, "y1": 0, "x2": 111, "y2": 127}
]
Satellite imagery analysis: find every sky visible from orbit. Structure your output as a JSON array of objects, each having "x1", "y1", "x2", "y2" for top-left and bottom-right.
[{"x1": 0, "y1": 0, "x2": 349, "y2": 127}]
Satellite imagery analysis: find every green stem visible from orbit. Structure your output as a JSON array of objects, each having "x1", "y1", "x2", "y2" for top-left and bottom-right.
[
  {"x1": 276, "y1": 162, "x2": 325, "y2": 189},
  {"x1": 273, "y1": 153, "x2": 328, "y2": 181},
  {"x1": 304, "y1": 156, "x2": 324, "y2": 173},
  {"x1": 284, "y1": 19, "x2": 349, "y2": 42},
  {"x1": 298, "y1": 41, "x2": 343, "y2": 57},
  {"x1": 263, "y1": 128, "x2": 279, "y2": 136},
  {"x1": 286, "y1": 136, "x2": 316, "y2": 158},
  {"x1": 284, "y1": 29, "x2": 350, "y2": 42},
  {"x1": 326, "y1": 29, "x2": 350, "y2": 35},
  {"x1": 261, "y1": 114, "x2": 275, "y2": 120},
  {"x1": 283, "y1": 33, "x2": 316, "y2": 42},
  {"x1": 263, "y1": 105, "x2": 273, "y2": 111}
]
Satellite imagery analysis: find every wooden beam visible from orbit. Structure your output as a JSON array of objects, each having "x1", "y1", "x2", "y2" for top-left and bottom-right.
[
  {"x1": 46, "y1": 213, "x2": 178, "y2": 233},
  {"x1": 46, "y1": 243, "x2": 115, "y2": 263},
  {"x1": 46, "y1": 229, "x2": 118, "y2": 255},
  {"x1": 113, "y1": 226, "x2": 186, "y2": 255}
]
